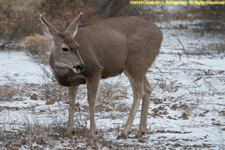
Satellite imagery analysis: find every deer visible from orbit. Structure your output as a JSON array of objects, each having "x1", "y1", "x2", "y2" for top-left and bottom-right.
[{"x1": 40, "y1": 12, "x2": 163, "y2": 139}]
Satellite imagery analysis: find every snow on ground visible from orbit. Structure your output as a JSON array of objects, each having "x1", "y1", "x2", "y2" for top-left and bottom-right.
[
  {"x1": 0, "y1": 51, "x2": 48, "y2": 84},
  {"x1": 0, "y1": 20, "x2": 225, "y2": 149}
]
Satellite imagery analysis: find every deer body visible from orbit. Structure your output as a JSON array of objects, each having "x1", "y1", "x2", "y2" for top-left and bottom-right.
[{"x1": 41, "y1": 13, "x2": 163, "y2": 138}]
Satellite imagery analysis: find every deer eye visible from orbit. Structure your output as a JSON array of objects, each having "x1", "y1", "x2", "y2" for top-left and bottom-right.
[{"x1": 62, "y1": 47, "x2": 69, "y2": 52}]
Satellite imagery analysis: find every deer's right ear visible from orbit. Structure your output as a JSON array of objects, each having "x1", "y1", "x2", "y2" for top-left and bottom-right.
[{"x1": 40, "y1": 15, "x2": 58, "y2": 39}]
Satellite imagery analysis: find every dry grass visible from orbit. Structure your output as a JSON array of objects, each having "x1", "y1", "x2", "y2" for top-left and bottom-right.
[
  {"x1": 157, "y1": 78, "x2": 180, "y2": 93},
  {"x1": 0, "y1": 74, "x2": 20, "y2": 101},
  {"x1": 185, "y1": 42, "x2": 225, "y2": 56},
  {"x1": 0, "y1": 70, "x2": 68, "y2": 103},
  {"x1": 22, "y1": 34, "x2": 51, "y2": 65},
  {"x1": 0, "y1": 117, "x2": 65, "y2": 149},
  {"x1": 0, "y1": 84, "x2": 19, "y2": 101},
  {"x1": 95, "y1": 81, "x2": 129, "y2": 112},
  {"x1": 97, "y1": 81, "x2": 128, "y2": 102},
  {"x1": 207, "y1": 42, "x2": 225, "y2": 54},
  {"x1": 0, "y1": 109, "x2": 90, "y2": 149}
]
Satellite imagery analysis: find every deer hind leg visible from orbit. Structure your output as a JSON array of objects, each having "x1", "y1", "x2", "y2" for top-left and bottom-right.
[
  {"x1": 65, "y1": 86, "x2": 79, "y2": 137},
  {"x1": 136, "y1": 76, "x2": 153, "y2": 138},
  {"x1": 119, "y1": 71, "x2": 145, "y2": 139}
]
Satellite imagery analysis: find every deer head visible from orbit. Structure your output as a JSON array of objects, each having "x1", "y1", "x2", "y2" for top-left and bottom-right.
[{"x1": 40, "y1": 12, "x2": 85, "y2": 75}]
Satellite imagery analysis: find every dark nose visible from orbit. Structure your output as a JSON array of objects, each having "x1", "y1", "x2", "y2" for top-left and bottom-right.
[{"x1": 77, "y1": 64, "x2": 85, "y2": 72}]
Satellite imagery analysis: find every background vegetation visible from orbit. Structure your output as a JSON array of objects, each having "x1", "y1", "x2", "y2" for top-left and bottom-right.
[{"x1": 0, "y1": 0, "x2": 224, "y2": 49}]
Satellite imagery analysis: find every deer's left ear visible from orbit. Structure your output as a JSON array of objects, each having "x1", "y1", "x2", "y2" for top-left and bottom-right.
[{"x1": 65, "y1": 12, "x2": 82, "y2": 37}]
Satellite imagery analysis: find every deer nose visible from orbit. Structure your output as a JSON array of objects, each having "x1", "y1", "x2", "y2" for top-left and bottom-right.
[{"x1": 76, "y1": 64, "x2": 85, "y2": 72}]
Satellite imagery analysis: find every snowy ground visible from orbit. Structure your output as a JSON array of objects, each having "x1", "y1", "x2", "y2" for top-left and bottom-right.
[{"x1": 0, "y1": 20, "x2": 225, "y2": 149}]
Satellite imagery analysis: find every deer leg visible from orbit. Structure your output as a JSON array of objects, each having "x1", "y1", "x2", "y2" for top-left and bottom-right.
[
  {"x1": 136, "y1": 76, "x2": 153, "y2": 138},
  {"x1": 65, "y1": 86, "x2": 79, "y2": 137},
  {"x1": 87, "y1": 77, "x2": 100, "y2": 138},
  {"x1": 119, "y1": 73, "x2": 144, "y2": 138}
]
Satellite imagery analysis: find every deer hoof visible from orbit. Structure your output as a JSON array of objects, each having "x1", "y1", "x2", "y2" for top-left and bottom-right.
[
  {"x1": 89, "y1": 132, "x2": 96, "y2": 138},
  {"x1": 65, "y1": 132, "x2": 72, "y2": 137},
  {"x1": 117, "y1": 134, "x2": 128, "y2": 139},
  {"x1": 135, "y1": 131, "x2": 145, "y2": 138},
  {"x1": 65, "y1": 128, "x2": 74, "y2": 137}
]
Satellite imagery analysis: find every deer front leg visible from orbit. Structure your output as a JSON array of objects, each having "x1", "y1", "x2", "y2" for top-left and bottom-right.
[
  {"x1": 87, "y1": 77, "x2": 100, "y2": 138},
  {"x1": 65, "y1": 86, "x2": 79, "y2": 137}
]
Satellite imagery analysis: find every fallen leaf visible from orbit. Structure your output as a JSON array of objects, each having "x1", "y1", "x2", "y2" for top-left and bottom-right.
[
  {"x1": 30, "y1": 93, "x2": 38, "y2": 100},
  {"x1": 46, "y1": 99, "x2": 55, "y2": 105},
  {"x1": 180, "y1": 112, "x2": 189, "y2": 120}
]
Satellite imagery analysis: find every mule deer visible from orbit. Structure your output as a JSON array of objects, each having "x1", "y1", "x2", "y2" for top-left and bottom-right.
[{"x1": 40, "y1": 12, "x2": 163, "y2": 138}]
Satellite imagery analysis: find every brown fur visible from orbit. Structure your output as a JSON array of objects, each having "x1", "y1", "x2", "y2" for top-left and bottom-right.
[{"x1": 41, "y1": 14, "x2": 163, "y2": 138}]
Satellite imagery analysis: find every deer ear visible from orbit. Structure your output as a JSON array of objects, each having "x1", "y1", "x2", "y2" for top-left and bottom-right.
[
  {"x1": 65, "y1": 12, "x2": 82, "y2": 37},
  {"x1": 40, "y1": 15, "x2": 58, "y2": 39}
]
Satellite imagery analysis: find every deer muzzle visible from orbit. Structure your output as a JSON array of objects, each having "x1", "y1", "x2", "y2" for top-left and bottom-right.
[{"x1": 73, "y1": 64, "x2": 85, "y2": 73}]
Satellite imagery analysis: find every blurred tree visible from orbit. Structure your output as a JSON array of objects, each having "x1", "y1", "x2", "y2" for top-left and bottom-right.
[
  {"x1": 0, "y1": 0, "x2": 223, "y2": 49},
  {"x1": 0, "y1": 0, "x2": 99, "y2": 46},
  {"x1": 189, "y1": 0, "x2": 225, "y2": 33},
  {"x1": 38, "y1": 0, "x2": 99, "y2": 31},
  {"x1": 0, "y1": 0, "x2": 19, "y2": 47},
  {"x1": 84, "y1": 0, "x2": 146, "y2": 19},
  {"x1": 0, "y1": 0, "x2": 40, "y2": 47}
]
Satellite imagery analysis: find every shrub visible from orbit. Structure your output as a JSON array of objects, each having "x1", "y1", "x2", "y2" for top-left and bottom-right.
[
  {"x1": 0, "y1": 0, "x2": 41, "y2": 42},
  {"x1": 158, "y1": 78, "x2": 180, "y2": 93},
  {"x1": 22, "y1": 34, "x2": 51, "y2": 65}
]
